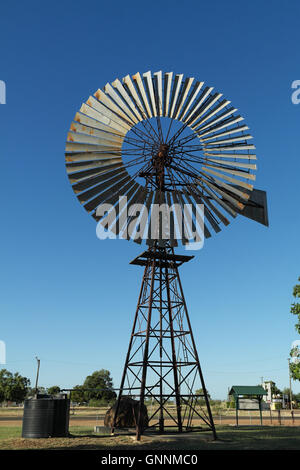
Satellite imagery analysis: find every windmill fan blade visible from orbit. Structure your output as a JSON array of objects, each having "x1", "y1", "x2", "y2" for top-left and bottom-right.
[
  {"x1": 163, "y1": 72, "x2": 173, "y2": 117},
  {"x1": 153, "y1": 71, "x2": 163, "y2": 116},
  {"x1": 65, "y1": 69, "x2": 265, "y2": 247}
]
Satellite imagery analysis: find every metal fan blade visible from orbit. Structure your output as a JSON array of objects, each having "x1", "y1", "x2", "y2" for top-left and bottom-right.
[
  {"x1": 189, "y1": 93, "x2": 223, "y2": 128},
  {"x1": 86, "y1": 96, "x2": 132, "y2": 130},
  {"x1": 80, "y1": 103, "x2": 128, "y2": 134},
  {"x1": 197, "y1": 115, "x2": 245, "y2": 138},
  {"x1": 143, "y1": 71, "x2": 157, "y2": 117},
  {"x1": 73, "y1": 167, "x2": 128, "y2": 194},
  {"x1": 197, "y1": 181, "x2": 237, "y2": 218},
  {"x1": 202, "y1": 176, "x2": 248, "y2": 205},
  {"x1": 83, "y1": 174, "x2": 132, "y2": 211},
  {"x1": 182, "y1": 190, "x2": 211, "y2": 239},
  {"x1": 74, "y1": 112, "x2": 125, "y2": 136},
  {"x1": 132, "y1": 72, "x2": 152, "y2": 118},
  {"x1": 203, "y1": 164, "x2": 256, "y2": 181},
  {"x1": 201, "y1": 167, "x2": 253, "y2": 191},
  {"x1": 65, "y1": 142, "x2": 122, "y2": 153},
  {"x1": 67, "y1": 131, "x2": 122, "y2": 149},
  {"x1": 112, "y1": 78, "x2": 143, "y2": 122},
  {"x1": 204, "y1": 152, "x2": 257, "y2": 160},
  {"x1": 194, "y1": 105, "x2": 236, "y2": 131},
  {"x1": 184, "y1": 86, "x2": 214, "y2": 124},
  {"x1": 174, "y1": 77, "x2": 194, "y2": 120},
  {"x1": 65, "y1": 152, "x2": 122, "y2": 162},
  {"x1": 163, "y1": 72, "x2": 173, "y2": 117},
  {"x1": 121, "y1": 187, "x2": 149, "y2": 241},
  {"x1": 178, "y1": 81, "x2": 204, "y2": 121},
  {"x1": 153, "y1": 71, "x2": 163, "y2": 116},
  {"x1": 199, "y1": 124, "x2": 248, "y2": 141},
  {"x1": 204, "y1": 158, "x2": 257, "y2": 170},
  {"x1": 184, "y1": 187, "x2": 220, "y2": 234},
  {"x1": 181, "y1": 189, "x2": 207, "y2": 240},
  {"x1": 108, "y1": 182, "x2": 141, "y2": 233},
  {"x1": 165, "y1": 191, "x2": 178, "y2": 246},
  {"x1": 122, "y1": 74, "x2": 148, "y2": 120},
  {"x1": 134, "y1": 189, "x2": 153, "y2": 243},
  {"x1": 177, "y1": 189, "x2": 205, "y2": 242},
  {"x1": 68, "y1": 163, "x2": 122, "y2": 183},
  {"x1": 94, "y1": 89, "x2": 135, "y2": 125},
  {"x1": 66, "y1": 158, "x2": 122, "y2": 174},
  {"x1": 203, "y1": 143, "x2": 255, "y2": 152},
  {"x1": 169, "y1": 74, "x2": 184, "y2": 118},
  {"x1": 70, "y1": 122, "x2": 124, "y2": 145},
  {"x1": 199, "y1": 192, "x2": 230, "y2": 226},
  {"x1": 169, "y1": 190, "x2": 190, "y2": 244},
  {"x1": 203, "y1": 134, "x2": 253, "y2": 146},
  {"x1": 100, "y1": 182, "x2": 141, "y2": 233},
  {"x1": 104, "y1": 82, "x2": 139, "y2": 124},
  {"x1": 202, "y1": 179, "x2": 244, "y2": 211}
]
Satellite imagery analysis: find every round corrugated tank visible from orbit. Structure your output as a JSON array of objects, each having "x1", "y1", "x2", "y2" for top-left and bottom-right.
[
  {"x1": 52, "y1": 397, "x2": 70, "y2": 437},
  {"x1": 22, "y1": 398, "x2": 55, "y2": 438},
  {"x1": 22, "y1": 397, "x2": 70, "y2": 438}
]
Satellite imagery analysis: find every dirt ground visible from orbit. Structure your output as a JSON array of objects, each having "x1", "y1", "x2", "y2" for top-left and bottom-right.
[
  {"x1": 1, "y1": 426, "x2": 300, "y2": 450},
  {"x1": 1, "y1": 407, "x2": 299, "y2": 427}
]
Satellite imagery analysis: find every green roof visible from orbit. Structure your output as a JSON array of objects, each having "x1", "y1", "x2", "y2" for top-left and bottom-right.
[{"x1": 229, "y1": 385, "x2": 267, "y2": 396}]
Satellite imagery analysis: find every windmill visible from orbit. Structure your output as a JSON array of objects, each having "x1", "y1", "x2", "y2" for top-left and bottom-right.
[{"x1": 65, "y1": 70, "x2": 268, "y2": 440}]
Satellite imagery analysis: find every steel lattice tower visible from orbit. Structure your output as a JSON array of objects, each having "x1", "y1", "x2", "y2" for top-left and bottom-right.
[{"x1": 112, "y1": 243, "x2": 216, "y2": 440}]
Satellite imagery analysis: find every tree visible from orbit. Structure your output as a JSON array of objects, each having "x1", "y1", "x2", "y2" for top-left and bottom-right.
[
  {"x1": 0, "y1": 369, "x2": 30, "y2": 404},
  {"x1": 47, "y1": 386, "x2": 61, "y2": 396},
  {"x1": 83, "y1": 370, "x2": 116, "y2": 403},
  {"x1": 290, "y1": 350, "x2": 300, "y2": 381},
  {"x1": 290, "y1": 277, "x2": 300, "y2": 381},
  {"x1": 195, "y1": 388, "x2": 211, "y2": 398},
  {"x1": 26, "y1": 386, "x2": 47, "y2": 397},
  {"x1": 195, "y1": 388, "x2": 211, "y2": 405},
  {"x1": 291, "y1": 277, "x2": 300, "y2": 333},
  {"x1": 71, "y1": 385, "x2": 86, "y2": 404}
]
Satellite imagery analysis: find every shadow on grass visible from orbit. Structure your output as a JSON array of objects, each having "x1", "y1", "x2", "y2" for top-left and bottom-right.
[
  {"x1": 42, "y1": 426, "x2": 300, "y2": 451},
  {"x1": 1, "y1": 426, "x2": 300, "y2": 450}
]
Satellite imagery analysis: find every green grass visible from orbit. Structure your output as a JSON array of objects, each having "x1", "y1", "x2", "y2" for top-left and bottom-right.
[
  {"x1": 0, "y1": 425, "x2": 300, "y2": 450},
  {"x1": 0, "y1": 426, "x2": 22, "y2": 439}
]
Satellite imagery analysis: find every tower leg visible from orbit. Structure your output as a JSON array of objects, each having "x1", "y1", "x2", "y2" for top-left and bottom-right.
[
  {"x1": 173, "y1": 260, "x2": 217, "y2": 440},
  {"x1": 136, "y1": 258, "x2": 155, "y2": 441}
]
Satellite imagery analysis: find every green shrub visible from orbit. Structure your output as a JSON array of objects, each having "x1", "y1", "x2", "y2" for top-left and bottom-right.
[{"x1": 226, "y1": 401, "x2": 236, "y2": 409}]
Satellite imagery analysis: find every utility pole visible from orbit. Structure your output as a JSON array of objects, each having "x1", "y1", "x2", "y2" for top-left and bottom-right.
[
  {"x1": 35, "y1": 356, "x2": 40, "y2": 396},
  {"x1": 288, "y1": 358, "x2": 293, "y2": 411}
]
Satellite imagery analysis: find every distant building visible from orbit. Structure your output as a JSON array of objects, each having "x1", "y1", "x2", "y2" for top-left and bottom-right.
[{"x1": 262, "y1": 381, "x2": 275, "y2": 403}]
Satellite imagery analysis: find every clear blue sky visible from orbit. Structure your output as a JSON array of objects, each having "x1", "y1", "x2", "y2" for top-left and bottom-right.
[{"x1": 1, "y1": 0, "x2": 300, "y2": 399}]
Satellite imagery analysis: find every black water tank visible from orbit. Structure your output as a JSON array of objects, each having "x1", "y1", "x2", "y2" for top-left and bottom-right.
[
  {"x1": 22, "y1": 396, "x2": 70, "y2": 438},
  {"x1": 52, "y1": 397, "x2": 70, "y2": 437}
]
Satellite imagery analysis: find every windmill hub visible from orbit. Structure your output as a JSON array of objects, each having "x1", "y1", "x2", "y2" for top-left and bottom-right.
[
  {"x1": 153, "y1": 144, "x2": 171, "y2": 190},
  {"x1": 153, "y1": 143, "x2": 171, "y2": 170},
  {"x1": 157, "y1": 143, "x2": 169, "y2": 160}
]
